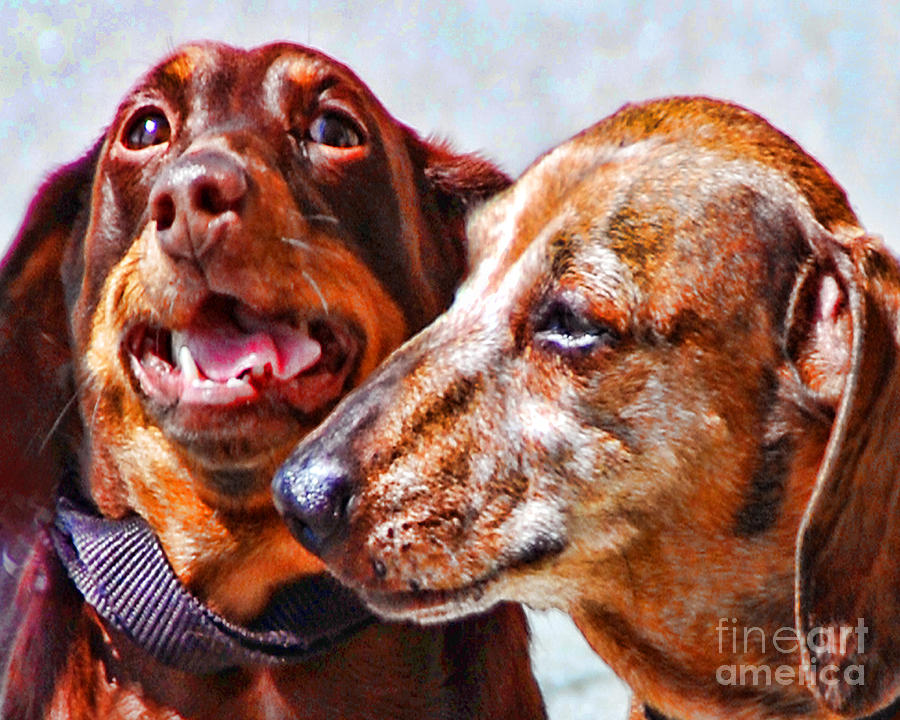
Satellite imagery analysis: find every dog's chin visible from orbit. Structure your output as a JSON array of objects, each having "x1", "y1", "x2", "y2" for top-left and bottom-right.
[{"x1": 122, "y1": 297, "x2": 361, "y2": 473}]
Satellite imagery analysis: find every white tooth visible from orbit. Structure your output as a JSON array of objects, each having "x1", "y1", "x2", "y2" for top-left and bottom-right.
[
  {"x1": 178, "y1": 345, "x2": 201, "y2": 383},
  {"x1": 251, "y1": 359, "x2": 267, "y2": 378},
  {"x1": 2, "y1": 549, "x2": 18, "y2": 576},
  {"x1": 226, "y1": 377, "x2": 249, "y2": 388},
  {"x1": 171, "y1": 331, "x2": 185, "y2": 357}
]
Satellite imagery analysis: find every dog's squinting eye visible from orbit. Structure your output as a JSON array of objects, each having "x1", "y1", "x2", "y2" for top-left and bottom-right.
[
  {"x1": 123, "y1": 110, "x2": 171, "y2": 150},
  {"x1": 534, "y1": 300, "x2": 619, "y2": 355},
  {"x1": 308, "y1": 112, "x2": 363, "y2": 148}
]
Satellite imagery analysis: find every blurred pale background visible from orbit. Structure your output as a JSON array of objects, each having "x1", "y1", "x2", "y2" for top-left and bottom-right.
[{"x1": 2, "y1": 3, "x2": 897, "y2": 718}]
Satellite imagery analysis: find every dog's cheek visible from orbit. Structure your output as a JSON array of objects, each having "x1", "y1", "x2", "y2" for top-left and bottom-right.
[
  {"x1": 318, "y1": 126, "x2": 448, "y2": 330},
  {"x1": 77, "y1": 238, "x2": 161, "y2": 516},
  {"x1": 495, "y1": 381, "x2": 642, "y2": 590},
  {"x1": 353, "y1": 379, "x2": 569, "y2": 592},
  {"x1": 75, "y1": 166, "x2": 150, "y2": 310},
  {"x1": 337, "y1": 382, "x2": 508, "y2": 589}
]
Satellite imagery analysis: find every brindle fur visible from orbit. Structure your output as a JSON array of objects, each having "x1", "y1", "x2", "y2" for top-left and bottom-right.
[{"x1": 276, "y1": 97, "x2": 900, "y2": 719}]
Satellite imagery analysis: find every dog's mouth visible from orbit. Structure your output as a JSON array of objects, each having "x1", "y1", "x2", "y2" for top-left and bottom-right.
[{"x1": 124, "y1": 297, "x2": 358, "y2": 414}]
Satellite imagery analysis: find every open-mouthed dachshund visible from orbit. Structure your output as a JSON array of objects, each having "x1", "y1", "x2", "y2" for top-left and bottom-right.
[
  {"x1": 275, "y1": 97, "x2": 899, "y2": 720},
  {"x1": 0, "y1": 41, "x2": 545, "y2": 719}
]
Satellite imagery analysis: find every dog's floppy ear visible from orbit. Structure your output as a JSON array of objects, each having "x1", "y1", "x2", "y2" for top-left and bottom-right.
[
  {"x1": 403, "y1": 129, "x2": 510, "y2": 303},
  {"x1": 789, "y1": 233, "x2": 900, "y2": 716},
  {"x1": 0, "y1": 141, "x2": 100, "y2": 534},
  {"x1": 415, "y1": 134, "x2": 511, "y2": 214}
]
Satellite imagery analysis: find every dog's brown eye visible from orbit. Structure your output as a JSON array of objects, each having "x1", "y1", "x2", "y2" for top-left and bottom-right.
[
  {"x1": 308, "y1": 112, "x2": 363, "y2": 148},
  {"x1": 534, "y1": 300, "x2": 619, "y2": 355},
  {"x1": 123, "y1": 110, "x2": 171, "y2": 150}
]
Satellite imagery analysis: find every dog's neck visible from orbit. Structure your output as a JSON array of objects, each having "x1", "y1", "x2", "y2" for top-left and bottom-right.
[
  {"x1": 571, "y1": 455, "x2": 833, "y2": 717},
  {"x1": 80, "y1": 426, "x2": 329, "y2": 622}
]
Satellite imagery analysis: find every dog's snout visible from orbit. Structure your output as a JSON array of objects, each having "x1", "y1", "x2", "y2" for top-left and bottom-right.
[
  {"x1": 150, "y1": 150, "x2": 248, "y2": 261},
  {"x1": 273, "y1": 448, "x2": 357, "y2": 557}
]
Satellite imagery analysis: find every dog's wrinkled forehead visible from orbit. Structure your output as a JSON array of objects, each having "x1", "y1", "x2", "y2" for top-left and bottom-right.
[
  {"x1": 465, "y1": 98, "x2": 859, "y2": 324},
  {"x1": 464, "y1": 134, "x2": 726, "y2": 310},
  {"x1": 121, "y1": 42, "x2": 385, "y2": 133}
]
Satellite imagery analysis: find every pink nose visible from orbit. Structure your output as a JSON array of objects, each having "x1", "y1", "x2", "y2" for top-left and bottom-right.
[{"x1": 149, "y1": 150, "x2": 248, "y2": 262}]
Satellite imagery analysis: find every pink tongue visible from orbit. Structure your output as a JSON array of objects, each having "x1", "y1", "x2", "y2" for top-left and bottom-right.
[{"x1": 181, "y1": 322, "x2": 322, "y2": 382}]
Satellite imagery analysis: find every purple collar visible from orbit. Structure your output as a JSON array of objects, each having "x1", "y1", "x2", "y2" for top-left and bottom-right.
[{"x1": 51, "y1": 495, "x2": 373, "y2": 674}]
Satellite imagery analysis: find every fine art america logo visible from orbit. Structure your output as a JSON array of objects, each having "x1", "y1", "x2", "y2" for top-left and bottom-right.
[{"x1": 716, "y1": 618, "x2": 867, "y2": 687}]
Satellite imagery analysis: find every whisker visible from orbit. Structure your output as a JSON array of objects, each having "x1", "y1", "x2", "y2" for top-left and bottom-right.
[
  {"x1": 38, "y1": 375, "x2": 94, "y2": 454},
  {"x1": 302, "y1": 270, "x2": 330, "y2": 315},
  {"x1": 281, "y1": 236, "x2": 314, "y2": 253},
  {"x1": 280, "y1": 214, "x2": 340, "y2": 252},
  {"x1": 89, "y1": 378, "x2": 107, "y2": 440},
  {"x1": 281, "y1": 235, "x2": 351, "y2": 266},
  {"x1": 306, "y1": 214, "x2": 339, "y2": 225}
]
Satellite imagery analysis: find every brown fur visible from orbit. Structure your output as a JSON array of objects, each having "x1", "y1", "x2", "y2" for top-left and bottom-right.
[
  {"x1": 275, "y1": 97, "x2": 899, "y2": 719},
  {"x1": 0, "y1": 41, "x2": 544, "y2": 719}
]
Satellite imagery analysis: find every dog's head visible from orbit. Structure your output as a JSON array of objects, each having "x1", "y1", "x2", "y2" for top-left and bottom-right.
[
  {"x1": 0, "y1": 41, "x2": 508, "y2": 621},
  {"x1": 275, "y1": 97, "x2": 899, "y2": 716}
]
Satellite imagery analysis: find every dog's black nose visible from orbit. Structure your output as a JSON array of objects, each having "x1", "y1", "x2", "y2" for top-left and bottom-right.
[{"x1": 272, "y1": 449, "x2": 356, "y2": 557}]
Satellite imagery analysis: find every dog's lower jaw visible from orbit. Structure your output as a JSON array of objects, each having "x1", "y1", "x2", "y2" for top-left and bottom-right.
[
  {"x1": 345, "y1": 551, "x2": 581, "y2": 628},
  {"x1": 354, "y1": 577, "x2": 503, "y2": 626},
  {"x1": 185, "y1": 437, "x2": 311, "y2": 510}
]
